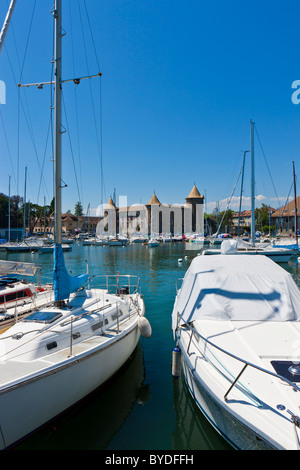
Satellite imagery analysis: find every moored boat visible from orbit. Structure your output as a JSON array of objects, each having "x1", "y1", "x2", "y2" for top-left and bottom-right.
[{"x1": 172, "y1": 254, "x2": 300, "y2": 449}]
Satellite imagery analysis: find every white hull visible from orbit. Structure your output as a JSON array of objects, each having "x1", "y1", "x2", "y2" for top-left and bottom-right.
[
  {"x1": 172, "y1": 255, "x2": 300, "y2": 450},
  {"x1": 0, "y1": 276, "x2": 147, "y2": 449},
  {"x1": 0, "y1": 325, "x2": 140, "y2": 448},
  {"x1": 180, "y1": 345, "x2": 274, "y2": 450},
  {"x1": 38, "y1": 244, "x2": 71, "y2": 252}
]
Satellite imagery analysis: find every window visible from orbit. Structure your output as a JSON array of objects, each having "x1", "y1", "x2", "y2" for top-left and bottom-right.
[{"x1": 23, "y1": 311, "x2": 62, "y2": 323}]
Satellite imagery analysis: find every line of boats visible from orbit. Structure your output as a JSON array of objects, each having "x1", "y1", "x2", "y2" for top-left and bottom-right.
[{"x1": 2, "y1": 0, "x2": 300, "y2": 452}]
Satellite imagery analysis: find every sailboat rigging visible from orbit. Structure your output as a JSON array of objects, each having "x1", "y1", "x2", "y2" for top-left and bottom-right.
[
  {"x1": 0, "y1": 0, "x2": 150, "y2": 449},
  {"x1": 0, "y1": 0, "x2": 17, "y2": 54}
]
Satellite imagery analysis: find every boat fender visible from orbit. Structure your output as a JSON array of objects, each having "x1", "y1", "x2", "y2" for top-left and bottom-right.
[
  {"x1": 172, "y1": 345, "x2": 181, "y2": 377},
  {"x1": 138, "y1": 316, "x2": 152, "y2": 338}
]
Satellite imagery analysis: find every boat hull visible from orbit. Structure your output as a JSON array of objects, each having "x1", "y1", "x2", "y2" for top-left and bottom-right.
[
  {"x1": 180, "y1": 348, "x2": 275, "y2": 450},
  {"x1": 0, "y1": 325, "x2": 140, "y2": 449}
]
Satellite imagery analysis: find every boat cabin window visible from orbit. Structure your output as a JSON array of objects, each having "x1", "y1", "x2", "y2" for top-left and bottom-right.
[
  {"x1": 92, "y1": 320, "x2": 103, "y2": 331},
  {"x1": 23, "y1": 311, "x2": 62, "y2": 324},
  {"x1": 0, "y1": 290, "x2": 30, "y2": 304},
  {"x1": 46, "y1": 341, "x2": 57, "y2": 350},
  {"x1": 111, "y1": 310, "x2": 123, "y2": 321}
]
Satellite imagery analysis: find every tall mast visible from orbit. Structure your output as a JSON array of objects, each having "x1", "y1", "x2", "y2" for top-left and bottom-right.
[
  {"x1": 54, "y1": 0, "x2": 62, "y2": 245},
  {"x1": 8, "y1": 175, "x2": 11, "y2": 242},
  {"x1": 0, "y1": 0, "x2": 17, "y2": 54},
  {"x1": 237, "y1": 150, "x2": 249, "y2": 239},
  {"x1": 23, "y1": 166, "x2": 27, "y2": 239},
  {"x1": 293, "y1": 161, "x2": 298, "y2": 244},
  {"x1": 250, "y1": 120, "x2": 255, "y2": 245}
]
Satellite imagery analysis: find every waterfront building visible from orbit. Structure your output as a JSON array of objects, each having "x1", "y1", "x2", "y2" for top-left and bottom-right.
[
  {"x1": 97, "y1": 185, "x2": 204, "y2": 238},
  {"x1": 271, "y1": 196, "x2": 300, "y2": 235}
]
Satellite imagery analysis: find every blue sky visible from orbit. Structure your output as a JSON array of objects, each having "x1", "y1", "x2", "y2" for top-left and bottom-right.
[{"x1": 1, "y1": 0, "x2": 300, "y2": 216}]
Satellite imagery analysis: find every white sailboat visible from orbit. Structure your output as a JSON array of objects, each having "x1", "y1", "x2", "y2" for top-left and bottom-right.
[
  {"x1": 172, "y1": 254, "x2": 300, "y2": 450},
  {"x1": 203, "y1": 121, "x2": 293, "y2": 263},
  {"x1": 0, "y1": 1, "x2": 150, "y2": 449}
]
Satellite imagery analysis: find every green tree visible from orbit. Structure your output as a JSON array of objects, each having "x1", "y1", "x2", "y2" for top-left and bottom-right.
[
  {"x1": 0, "y1": 193, "x2": 8, "y2": 227},
  {"x1": 74, "y1": 201, "x2": 83, "y2": 217}
]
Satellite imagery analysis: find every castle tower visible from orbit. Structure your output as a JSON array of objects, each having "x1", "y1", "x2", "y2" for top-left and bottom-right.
[
  {"x1": 185, "y1": 185, "x2": 204, "y2": 233},
  {"x1": 146, "y1": 192, "x2": 161, "y2": 235}
]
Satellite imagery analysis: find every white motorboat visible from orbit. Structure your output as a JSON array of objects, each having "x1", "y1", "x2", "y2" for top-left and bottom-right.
[
  {"x1": 108, "y1": 237, "x2": 128, "y2": 246},
  {"x1": 172, "y1": 254, "x2": 300, "y2": 450},
  {"x1": 0, "y1": 260, "x2": 53, "y2": 331},
  {"x1": 38, "y1": 243, "x2": 71, "y2": 253},
  {"x1": 0, "y1": 0, "x2": 151, "y2": 449},
  {"x1": 202, "y1": 239, "x2": 293, "y2": 263},
  {"x1": 130, "y1": 236, "x2": 148, "y2": 244},
  {"x1": 147, "y1": 238, "x2": 159, "y2": 247}
]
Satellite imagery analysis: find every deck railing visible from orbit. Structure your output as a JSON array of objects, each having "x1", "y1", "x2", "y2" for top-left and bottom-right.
[{"x1": 176, "y1": 312, "x2": 300, "y2": 407}]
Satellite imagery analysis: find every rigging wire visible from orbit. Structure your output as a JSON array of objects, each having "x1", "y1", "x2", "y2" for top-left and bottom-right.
[
  {"x1": 254, "y1": 126, "x2": 281, "y2": 208},
  {"x1": 62, "y1": 90, "x2": 82, "y2": 204},
  {"x1": 68, "y1": 0, "x2": 83, "y2": 206},
  {"x1": 0, "y1": 107, "x2": 17, "y2": 192},
  {"x1": 83, "y1": 0, "x2": 106, "y2": 209},
  {"x1": 4, "y1": 0, "x2": 51, "y2": 203},
  {"x1": 78, "y1": 0, "x2": 106, "y2": 211}
]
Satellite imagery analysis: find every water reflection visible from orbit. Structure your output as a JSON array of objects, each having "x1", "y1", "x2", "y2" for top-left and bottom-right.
[{"x1": 172, "y1": 375, "x2": 231, "y2": 450}]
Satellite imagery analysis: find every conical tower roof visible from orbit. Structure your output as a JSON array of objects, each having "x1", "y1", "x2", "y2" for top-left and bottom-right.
[
  {"x1": 106, "y1": 196, "x2": 116, "y2": 208},
  {"x1": 146, "y1": 192, "x2": 161, "y2": 206},
  {"x1": 186, "y1": 184, "x2": 203, "y2": 199}
]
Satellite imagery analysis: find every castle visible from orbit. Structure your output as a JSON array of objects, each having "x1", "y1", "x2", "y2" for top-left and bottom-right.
[{"x1": 97, "y1": 185, "x2": 205, "y2": 237}]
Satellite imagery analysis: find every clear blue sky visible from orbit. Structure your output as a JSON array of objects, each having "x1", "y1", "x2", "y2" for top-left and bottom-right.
[{"x1": 1, "y1": 0, "x2": 300, "y2": 216}]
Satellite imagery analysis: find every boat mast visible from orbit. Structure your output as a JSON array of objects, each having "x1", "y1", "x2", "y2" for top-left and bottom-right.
[
  {"x1": 23, "y1": 166, "x2": 27, "y2": 239},
  {"x1": 8, "y1": 175, "x2": 11, "y2": 242},
  {"x1": 0, "y1": 0, "x2": 17, "y2": 54},
  {"x1": 53, "y1": 0, "x2": 62, "y2": 245},
  {"x1": 293, "y1": 161, "x2": 298, "y2": 244},
  {"x1": 237, "y1": 150, "x2": 249, "y2": 239},
  {"x1": 250, "y1": 120, "x2": 255, "y2": 245}
]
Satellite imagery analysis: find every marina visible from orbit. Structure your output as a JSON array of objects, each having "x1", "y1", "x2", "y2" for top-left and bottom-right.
[
  {"x1": 1, "y1": 0, "x2": 300, "y2": 454},
  {"x1": 0, "y1": 241, "x2": 297, "y2": 450}
]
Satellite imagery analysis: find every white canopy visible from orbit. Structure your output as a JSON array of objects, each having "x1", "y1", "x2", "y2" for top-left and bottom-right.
[
  {"x1": 0, "y1": 260, "x2": 40, "y2": 276},
  {"x1": 172, "y1": 255, "x2": 300, "y2": 331}
]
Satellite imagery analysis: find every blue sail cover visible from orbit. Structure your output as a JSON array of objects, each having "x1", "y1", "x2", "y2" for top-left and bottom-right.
[{"x1": 53, "y1": 243, "x2": 88, "y2": 301}]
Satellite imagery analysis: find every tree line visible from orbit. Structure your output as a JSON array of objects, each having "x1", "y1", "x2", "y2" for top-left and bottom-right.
[
  {"x1": 0, "y1": 194, "x2": 85, "y2": 231},
  {"x1": 205, "y1": 203, "x2": 276, "y2": 235}
]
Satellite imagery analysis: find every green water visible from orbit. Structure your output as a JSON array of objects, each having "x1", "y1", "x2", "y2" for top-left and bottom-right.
[{"x1": 3, "y1": 243, "x2": 298, "y2": 451}]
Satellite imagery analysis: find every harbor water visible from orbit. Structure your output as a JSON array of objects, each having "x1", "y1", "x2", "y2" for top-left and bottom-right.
[{"x1": 2, "y1": 242, "x2": 298, "y2": 451}]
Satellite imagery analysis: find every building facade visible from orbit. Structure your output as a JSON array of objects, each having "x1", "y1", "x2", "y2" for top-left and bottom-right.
[
  {"x1": 271, "y1": 196, "x2": 300, "y2": 235},
  {"x1": 97, "y1": 185, "x2": 205, "y2": 237}
]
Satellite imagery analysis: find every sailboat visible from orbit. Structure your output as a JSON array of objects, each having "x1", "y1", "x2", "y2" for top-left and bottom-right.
[
  {"x1": 0, "y1": 0, "x2": 150, "y2": 449},
  {"x1": 202, "y1": 121, "x2": 293, "y2": 263}
]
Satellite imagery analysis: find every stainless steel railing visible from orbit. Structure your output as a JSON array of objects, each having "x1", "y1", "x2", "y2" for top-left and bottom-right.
[{"x1": 176, "y1": 312, "x2": 300, "y2": 403}]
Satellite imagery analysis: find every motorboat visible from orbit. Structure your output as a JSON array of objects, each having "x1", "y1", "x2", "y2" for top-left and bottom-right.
[
  {"x1": 0, "y1": 260, "x2": 53, "y2": 331},
  {"x1": 108, "y1": 237, "x2": 128, "y2": 246},
  {"x1": 38, "y1": 243, "x2": 72, "y2": 253},
  {"x1": 172, "y1": 254, "x2": 300, "y2": 450},
  {"x1": 147, "y1": 238, "x2": 159, "y2": 247},
  {"x1": 202, "y1": 239, "x2": 293, "y2": 263},
  {"x1": 130, "y1": 236, "x2": 148, "y2": 244}
]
